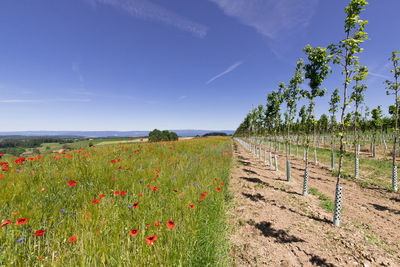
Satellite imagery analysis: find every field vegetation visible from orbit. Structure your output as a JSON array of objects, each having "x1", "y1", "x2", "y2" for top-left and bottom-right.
[{"x1": 0, "y1": 137, "x2": 233, "y2": 266}]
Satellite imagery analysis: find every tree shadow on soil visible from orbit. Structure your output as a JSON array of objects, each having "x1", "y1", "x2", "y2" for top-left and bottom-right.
[
  {"x1": 369, "y1": 203, "x2": 400, "y2": 215},
  {"x1": 284, "y1": 206, "x2": 332, "y2": 224},
  {"x1": 248, "y1": 220, "x2": 304, "y2": 243},
  {"x1": 305, "y1": 252, "x2": 335, "y2": 267},
  {"x1": 390, "y1": 197, "x2": 400, "y2": 203},
  {"x1": 240, "y1": 177, "x2": 301, "y2": 196},
  {"x1": 238, "y1": 160, "x2": 251, "y2": 166},
  {"x1": 238, "y1": 155, "x2": 250, "y2": 161},
  {"x1": 242, "y1": 192, "x2": 266, "y2": 202},
  {"x1": 243, "y1": 168, "x2": 258, "y2": 175}
]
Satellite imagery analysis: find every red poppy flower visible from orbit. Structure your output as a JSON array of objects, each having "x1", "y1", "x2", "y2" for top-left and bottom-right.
[
  {"x1": 1, "y1": 219, "x2": 12, "y2": 227},
  {"x1": 152, "y1": 186, "x2": 158, "y2": 191},
  {"x1": 92, "y1": 199, "x2": 99, "y2": 204},
  {"x1": 113, "y1": 190, "x2": 120, "y2": 196},
  {"x1": 68, "y1": 236, "x2": 77, "y2": 243},
  {"x1": 147, "y1": 184, "x2": 151, "y2": 189},
  {"x1": 166, "y1": 221, "x2": 175, "y2": 229},
  {"x1": 216, "y1": 187, "x2": 221, "y2": 192},
  {"x1": 189, "y1": 204, "x2": 194, "y2": 209},
  {"x1": 145, "y1": 234, "x2": 157, "y2": 245},
  {"x1": 120, "y1": 191, "x2": 127, "y2": 196},
  {"x1": 129, "y1": 229, "x2": 139, "y2": 236},
  {"x1": 203, "y1": 191, "x2": 208, "y2": 196},
  {"x1": 146, "y1": 224, "x2": 150, "y2": 228},
  {"x1": 34, "y1": 230, "x2": 46, "y2": 237},
  {"x1": 200, "y1": 193, "x2": 205, "y2": 200},
  {"x1": 0, "y1": 175, "x2": 3, "y2": 179},
  {"x1": 15, "y1": 218, "x2": 28, "y2": 225},
  {"x1": 220, "y1": 183, "x2": 225, "y2": 186},
  {"x1": 139, "y1": 193, "x2": 143, "y2": 197},
  {"x1": 68, "y1": 180, "x2": 77, "y2": 187},
  {"x1": 155, "y1": 169, "x2": 159, "y2": 173},
  {"x1": 99, "y1": 194, "x2": 105, "y2": 198},
  {"x1": 133, "y1": 202, "x2": 139, "y2": 208},
  {"x1": 110, "y1": 160, "x2": 116, "y2": 164},
  {"x1": 154, "y1": 221, "x2": 160, "y2": 227}
]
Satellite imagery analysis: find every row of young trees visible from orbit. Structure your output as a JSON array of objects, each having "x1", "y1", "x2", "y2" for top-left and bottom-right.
[{"x1": 234, "y1": 0, "x2": 400, "y2": 226}]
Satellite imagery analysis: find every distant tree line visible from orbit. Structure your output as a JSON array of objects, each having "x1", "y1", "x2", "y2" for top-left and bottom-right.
[
  {"x1": 0, "y1": 137, "x2": 74, "y2": 149},
  {"x1": 202, "y1": 132, "x2": 228, "y2": 137},
  {"x1": 148, "y1": 129, "x2": 178, "y2": 142}
]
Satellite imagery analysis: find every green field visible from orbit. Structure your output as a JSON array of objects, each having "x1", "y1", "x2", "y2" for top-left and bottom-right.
[{"x1": 0, "y1": 137, "x2": 233, "y2": 266}]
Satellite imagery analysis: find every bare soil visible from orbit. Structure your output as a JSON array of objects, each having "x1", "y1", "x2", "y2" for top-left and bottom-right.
[{"x1": 229, "y1": 140, "x2": 400, "y2": 267}]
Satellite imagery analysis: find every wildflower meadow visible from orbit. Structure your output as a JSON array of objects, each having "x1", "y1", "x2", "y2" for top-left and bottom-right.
[{"x1": 0, "y1": 137, "x2": 233, "y2": 266}]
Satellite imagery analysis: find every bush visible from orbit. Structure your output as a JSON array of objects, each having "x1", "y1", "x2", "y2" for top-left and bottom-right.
[{"x1": 148, "y1": 129, "x2": 178, "y2": 142}]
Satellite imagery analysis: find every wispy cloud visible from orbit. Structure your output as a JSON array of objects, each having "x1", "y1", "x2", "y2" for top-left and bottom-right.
[
  {"x1": 178, "y1": 95, "x2": 187, "y2": 100},
  {"x1": 369, "y1": 72, "x2": 390, "y2": 80},
  {"x1": 207, "y1": 61, "x2": 243, "y2": 84},
  {"x1": 72, "y1": 63, "x2": 84, "y2": 83},
  {"x1": 208, "y1": 0, "x2": 318, "y2": 39},
  {"x1": 0, "y1": 98, "x2": 91, "y2": 103},
  {"x1": 87, "y1": 0, "x2": 207, "y2": 38}
]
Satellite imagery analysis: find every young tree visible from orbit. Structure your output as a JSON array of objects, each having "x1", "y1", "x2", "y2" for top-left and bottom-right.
[
  {"x1": 351, "y1": 65, "x2": 368, "y2": 178},
  {"x1": 301, "y1": 44, "x2": 330, "y2": 196},
  {"x1": 385, "y1": 51, "x2": 400, "y2": 192},
  {"x1": 256, "y1": 104, "x2": 266, "y2": 137},
  {"x1": 328, "y1": 0, "x2": 368, "y2": 226},
  {"x1": 265, "y1": 86, "x2": 284, "y2": 171},
  {"x1": 371, "y1": 106, "x2": 383, "y2": 158},
  {"x1": 329, "y1": 88, "x2": 341, "y2": 170},
  {"x1": 318, "y1": 114, "x2": 329, "y2": 133},
  {"x1": 283, "y1": 59, "x2": 304, "y2": 181}
]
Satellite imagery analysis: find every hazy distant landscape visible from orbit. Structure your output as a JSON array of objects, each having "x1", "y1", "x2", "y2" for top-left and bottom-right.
[{"x1": 0, "y1": 130, "x2": 234, "y2": 138}]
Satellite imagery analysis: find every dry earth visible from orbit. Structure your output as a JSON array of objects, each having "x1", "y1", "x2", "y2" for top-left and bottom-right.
[{"x1": 229, "y1": 140, "x2": 400, "y2": 267}]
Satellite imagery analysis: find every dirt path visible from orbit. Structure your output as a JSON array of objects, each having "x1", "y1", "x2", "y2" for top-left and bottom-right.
[{"x1": 229, "y1": 140, "x2": 400, "y2": 267}]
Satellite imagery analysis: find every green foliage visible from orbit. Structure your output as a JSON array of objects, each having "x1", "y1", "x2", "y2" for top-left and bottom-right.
[
  {"x1": 302, "y1": 45, "x2": 330, "y2": 97},
  {"x1": 148, "y1": 129, "x2": 178, "y2": 142},
  {"x1": 317, "y1": 114, "x2": 329, "y2": 133},
  {"x1": 329, "y1": 88, "x2": 341, "y2": 125},
  {"x1": 202, "y1": 132, "x2": 228, "y2": 137},
  {"x1": 284, "y1": 59, "x2": 304, "y2": 128},
  {"x1": 385, "y1": 51, "x2": 400, "y2": 95},
  {"x1": 371, "y1": 106, "x2": 383, "y2": 132},
  {"x1": 265, "y1": 86, "x2": 284, "y2": 133},
  {"x1": 302, "y1": 45, "x2": 330, "y2": 137}
]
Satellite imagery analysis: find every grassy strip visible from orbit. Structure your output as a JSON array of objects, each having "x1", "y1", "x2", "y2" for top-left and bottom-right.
[
  {"x1": 308, "y1": 188, "x2": 335, "y2": 213},
  {"x1": 258, "y1": 140, "x2": 394, "y2": 191}
]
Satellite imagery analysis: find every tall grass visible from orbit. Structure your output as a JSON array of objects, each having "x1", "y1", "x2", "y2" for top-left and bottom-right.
[{"x1": 0, "y1": 137, "x2": 233, "y2": 266}]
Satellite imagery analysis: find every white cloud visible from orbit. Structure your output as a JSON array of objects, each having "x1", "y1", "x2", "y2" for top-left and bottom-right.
[
  {"x1": 208, "y1": 0, "x2": 318, "y2": 39},
  {"x1": 207, "y1": 61, "x2": 243, "y2": 84},
  {"x1": 179, "y1": 95, "x2": 187, "y2": 100},
  {"x1": 88, "y1": 0, "x2": 207, "y2": 38}
]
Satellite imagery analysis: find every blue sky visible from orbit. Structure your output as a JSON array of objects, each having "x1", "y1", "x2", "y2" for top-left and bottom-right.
[{"x1": 0, "y1": 0, "x2": 399, "y2": 131}]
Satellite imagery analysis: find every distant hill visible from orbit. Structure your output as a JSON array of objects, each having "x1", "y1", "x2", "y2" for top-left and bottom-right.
[{"x1": 0, "y1": 130, "x2": 234, "y2": 138}]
